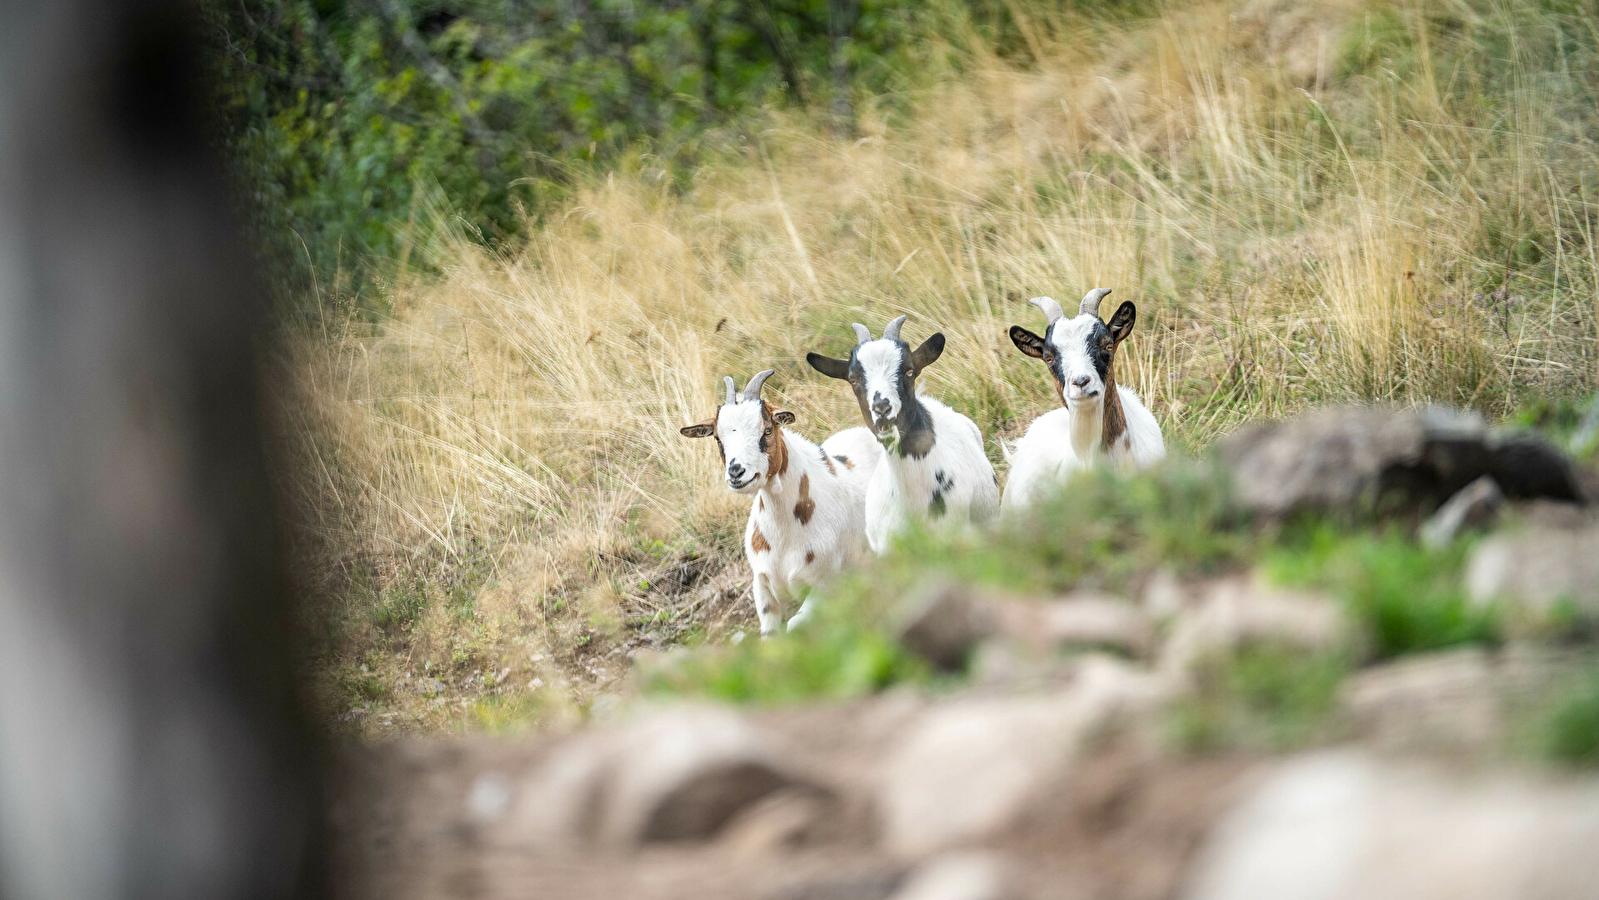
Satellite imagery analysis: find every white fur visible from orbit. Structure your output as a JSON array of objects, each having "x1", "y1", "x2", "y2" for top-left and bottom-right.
[
  {"x1": 735, "y1": 421, "x2": 883, "y2": 634},
  {"x1": 866, "y1": 393, "x2": 999, "y2": 553},
  {"x1": 1001, "y1": 310, "x2": 1165, "y2": 512},
  {"x1": 856, "y1": 340, "x2": 907, "y2": 425},
  {"x1": 1001, "y1": 383, "x2": 1165, "y2": 513}
]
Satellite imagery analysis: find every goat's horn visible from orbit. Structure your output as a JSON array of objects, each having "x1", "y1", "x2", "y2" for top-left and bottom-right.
[
  {"x1": 1079, "y1": 287, "x2": 1113, "y2": 318},
  {"x1": 723, "y1": 376, "x2": 737, "y2": 406},
  {"x1": 882, "y1": 314, "x2": 908, "y2": 343},
  {"x1": 743, "y1": 369, "x2": 775, "y2": 402},
  {"x1": 851, "y1": 323, "x2": 872, "y2": 345},
  {"x1": 1028, "y1": 296, "x2": 1065, "y2": 325}
]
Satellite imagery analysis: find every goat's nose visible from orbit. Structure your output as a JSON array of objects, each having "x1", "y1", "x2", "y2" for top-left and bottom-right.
[
  {"x1": 1071, "y1": 375, "x2": 1092, "y2": 390},
  {"x1": 727, "y1": 462, "x2": 746, "y2": 479},
  {"x1": 871, "y1": 396, "x2": 892, "y2": 417}
]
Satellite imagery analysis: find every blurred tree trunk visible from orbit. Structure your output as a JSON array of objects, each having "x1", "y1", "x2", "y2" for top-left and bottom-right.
[{"x1": 0, "y1": 2, "x2": 324, "y2": 899}]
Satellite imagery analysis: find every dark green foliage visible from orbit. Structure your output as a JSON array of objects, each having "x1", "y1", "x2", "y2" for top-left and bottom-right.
[{"x1": 204, "y1": 0, "x2": 948, "y2": 310}]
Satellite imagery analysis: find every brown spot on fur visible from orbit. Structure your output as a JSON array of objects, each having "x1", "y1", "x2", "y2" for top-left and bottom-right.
[
  {"x1": 750, "y1": 525, "x2": 771, "y2": 553},
  {"x1": 761, "y1": 400, "x2": 789, "y2": 478},
  {"x1": 758, "y1": 496, "x2": 764, "y2": 511},
  {"x1": 834, "y1": 454, "x2": 854, "y2": 469},
  {"x1": 794, "y1": 474, "x2": 815, "y2": 525},
  {"x1": 805, "y1": 551, "x2": 815, "y2": 564},
  {"x1": 821, "y1": 449, "x2": 837, "y2": 476}
]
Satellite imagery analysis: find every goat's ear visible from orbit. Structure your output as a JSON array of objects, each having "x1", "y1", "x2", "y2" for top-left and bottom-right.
[
  {"x1": 680, "y1": 419, "x2": 716, "y2": 438},
  {"x1": 771, "y1": 409, "x2": 796, "y2": 426},
  {"x1": 806, "y1": 352, "x2": 851, "y2": 380},
  {"x1": 1009, "y1": 326, "x2": 1046, "y2": 359},
  {"x1": 910, "y1": 332, "x2": 945, "y2": 374},
  {"x1": 1106, "y1": 301, "x2": 1137, "y2": 344}
]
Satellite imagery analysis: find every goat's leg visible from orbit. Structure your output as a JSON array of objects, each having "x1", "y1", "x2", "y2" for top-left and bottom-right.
[{"x1": 754, "y1": 571, "x2": 783, "y2": 636}]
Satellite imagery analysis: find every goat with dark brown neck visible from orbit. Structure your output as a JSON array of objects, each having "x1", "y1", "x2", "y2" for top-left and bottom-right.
[{"x1": 1001, "y1": 288, "x2": 1166, "y2": 512}]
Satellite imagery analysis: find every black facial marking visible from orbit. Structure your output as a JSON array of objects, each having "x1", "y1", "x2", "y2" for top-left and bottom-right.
[
  {"x1": 1043, "y1": 320, "x2": 1114, "y2": 389},
  {"x1": 928, "y1": 491, "x2": 946, "y2": 518}
]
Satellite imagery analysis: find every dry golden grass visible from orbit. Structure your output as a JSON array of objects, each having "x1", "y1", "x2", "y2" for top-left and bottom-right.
[{"x1": 279, "y1": 0, "x2": 1599, "y2": 733}]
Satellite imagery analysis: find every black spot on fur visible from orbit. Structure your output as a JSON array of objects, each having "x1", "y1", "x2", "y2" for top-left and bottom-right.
[{"x1": 929, "y1": 470, "x2": 954, "y2": 518}]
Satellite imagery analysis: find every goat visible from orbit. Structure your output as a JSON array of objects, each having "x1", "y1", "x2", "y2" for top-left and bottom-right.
[
  {"x1": 681, "y1": 370, "x2": 883, "y2": 634},
  {"x1": 1001, "y1": 288, "x2": 1165, "y2": 512},
  {"x1": 807, "y1": 315, "x2": 999, "y2": 553}
]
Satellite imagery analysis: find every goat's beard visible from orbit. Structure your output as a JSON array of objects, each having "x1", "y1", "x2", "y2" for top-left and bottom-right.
[{"x1": 875, "y1": 422, "x2": 901, "y2": 454}]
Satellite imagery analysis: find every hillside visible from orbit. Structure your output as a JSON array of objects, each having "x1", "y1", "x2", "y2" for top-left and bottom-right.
[{"x1": 278, "y1": 0, "x2": 1599, "y2": 734}]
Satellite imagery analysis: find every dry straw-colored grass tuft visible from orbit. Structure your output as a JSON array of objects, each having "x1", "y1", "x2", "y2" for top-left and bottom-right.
[{"x1": 280, "y1": 0, "x2": 1599, "y2": 732}]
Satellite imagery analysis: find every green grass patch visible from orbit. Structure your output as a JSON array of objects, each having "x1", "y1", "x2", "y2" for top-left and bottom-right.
[
  {"x1": 1170, "y1": 646, "x2": 1349, "y2": 752},
  {"x1": 640, "y1": 584, "x2": 932, "y2": 704},
  {"x1": 1529, "y1": 664, "x2": 1599, "y2": 766},
  {"x1": 1265, "y1": 525, "x2": 1498, "y2": 660},
  {"x1": 890, "y1": 461, "x2": 1256, "y2": 596}
]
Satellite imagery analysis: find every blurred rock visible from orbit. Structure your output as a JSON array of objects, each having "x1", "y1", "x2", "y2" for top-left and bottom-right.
[
  {"x1": 1487, "y1": 432, "x2": 1585, "y2": 501},
  {"x1": 507, "y1": 707, "x2": 817, "y2": 849},
  {"x1": 993, "y1": 592, "x2": 1153, "y2": 657},
  {"x1": 1182, "y1": 751, "x2": 1599, "y2": 900},
  {"x1": 718, "y1": 788, "x2": 833, "y2": 858},
  {"x1": 895, "y1": 581, "x2": 995, "y2": 671},
  {"x1": 1419, "y1": 476, "x2": 1503, "y2": 548},
  {"x1": 418, "y1": 677, "x2": 446, "y2": 696},
  {"x1": 1160, "y1": 577, "x2": 1350, "y2": 677},
  {"x1": 889, "y1": 852, "x2": 1015, "y2": 900},
  {"x1": 877, "y1": 658, "x2": 1165, "y2": 856},
  {"x1": 1340, "y1": 648, "x2": 1498, "y2": 753},
  {"x1": 1218, "y1": 405, "x2": 1492, "y2": 517},
  {"x1": 1141, "y1": 569, "x2": 1190, "y2": 620},
  {"x1": 1465, "y1": 522, "x2": 1599, "y2": 617}
]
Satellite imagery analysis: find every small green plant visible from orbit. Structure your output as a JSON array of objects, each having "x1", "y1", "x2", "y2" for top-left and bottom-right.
[
  {"x1": 1266, "y1": 525, "x2": 1498, "y2": 659},
  {"x1": 1530, "y1": 665, "x2": 1599, "y2": 766},
  {"x1": 346, "y1": 672, "x2": 390, "y2": 704},
  {"x1": 641, "y1": 584, "x2": 931, "y2": 704},
  {"x1": 1170, "y1": 646, "x2": 1349, "y2": 752}
]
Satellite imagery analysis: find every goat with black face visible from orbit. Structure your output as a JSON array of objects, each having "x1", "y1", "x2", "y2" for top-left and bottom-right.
[
  {"x1": 808, "y1": 315, "x2": 998, "y2": 553},
  {"x1": 1001, "y1": 288, "x2": 1165, "y2": 512}
]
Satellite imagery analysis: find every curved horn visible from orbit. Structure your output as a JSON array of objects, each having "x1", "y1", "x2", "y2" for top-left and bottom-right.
[
  {"x1": 723, "y1": 376, "x2": 737, "y2": 406},
  {"x1": 882, "y1": 314, "x2": 908, "y2": 343},
  {"x1": 742, "y1": 369, "x2": 775, "y2": 402},
  {"x1": 1079, "y1": 287, "x2": 1113, "y2": 318},
  {"x1": 851, "y1": 323, "x2": 872, "y2": 345},
  {"x1": 1028, "y1": 296, "x2": 1065, "y2": 326}
]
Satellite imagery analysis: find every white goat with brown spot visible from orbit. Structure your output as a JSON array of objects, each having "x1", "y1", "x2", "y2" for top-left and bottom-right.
[
  {"x1": 1001, "y1": 289, "x2": 1165, "y2": 513},
  {"x1": 681, "y1": 370, "x2": 883, "y2": 634}
]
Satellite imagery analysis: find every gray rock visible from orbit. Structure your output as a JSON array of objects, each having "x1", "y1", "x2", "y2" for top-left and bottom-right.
[
  {"x1": 1465, "y1": 522, "x2": 1599, "y2": 618},
  {"x1": 993, "y1": 592, "x2": 1153, "y2": 657},
  {"x1": 417, "y1": 677, "x2": 446, "y2": 696},
  {"x1": 895, "y1": 581, "x2": 995, "y2": 671},
  {"x1": 1419, "y1": 476, "x2": 1503, "y2": 548},
  {"x1": 1219, "y1": 405, "x2": 1493, "y2": 517},
  {"x1": 1488, "y1": 432, "x2": 1585, "y2": 501},
  {"x1": 1160, "y1": 577, "x2": 1350, "y2": 677},
  {"x1": 1342, "y1": 646, "x2": 1590, "y2": 754},
  {"x1": 876, "y1": 657, "x2": 1167, "y2": 856},
  {"x1": 890, "y1": 852, "x2": 1015, "y2": 900},
  {"x1": 1339, "y1": 648, "x2": 1499, "y2": 752},
  {"x1": 1182, "y1": 751, "x2": 1599, "y2": 900},
  {"x1": 506, "y1": 707, "x2": 816, "y2": 849}
]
